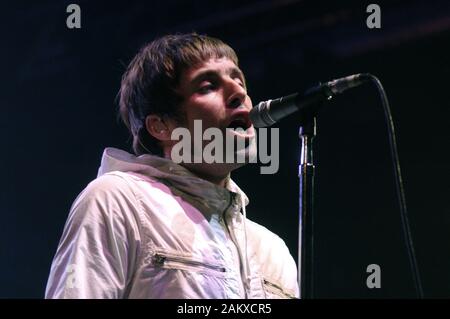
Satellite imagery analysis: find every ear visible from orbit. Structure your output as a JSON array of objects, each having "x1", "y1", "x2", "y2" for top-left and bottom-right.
[{"x1": 145, "y1": 114, "x2": 172, "y2": 142}]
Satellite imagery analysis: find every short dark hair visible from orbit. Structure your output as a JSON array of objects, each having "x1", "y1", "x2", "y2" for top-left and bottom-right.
[{"x1": 118, "y1": 33, "x2": 239, "y2": 156}]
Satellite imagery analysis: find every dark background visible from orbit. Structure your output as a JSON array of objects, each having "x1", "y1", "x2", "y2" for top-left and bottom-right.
[{"x1": 2, "y1": 0, "x2": 449, "y2": 298}]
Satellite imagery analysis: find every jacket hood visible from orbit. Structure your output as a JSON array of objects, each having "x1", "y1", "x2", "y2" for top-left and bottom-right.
[{"x1": 97, "y1": 147, "x2": 249, "y2": 216}]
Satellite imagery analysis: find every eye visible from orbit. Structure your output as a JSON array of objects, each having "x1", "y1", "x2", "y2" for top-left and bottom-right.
[
  {"x1": 197, "y1": 82, "x2": 216, "y2": 94},
  {"x1": 234, "y1": 77, "x2": 245, "y2": 88}
]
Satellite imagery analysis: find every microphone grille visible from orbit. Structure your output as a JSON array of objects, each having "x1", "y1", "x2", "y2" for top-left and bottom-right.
[{"x1": 249, "y1": 100, "x2": 275, "y2": 128}]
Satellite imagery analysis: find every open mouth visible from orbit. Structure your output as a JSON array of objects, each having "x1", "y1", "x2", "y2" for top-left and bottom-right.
[
  {"x1": 227, "y1": 117, "x2": 251, "y2": 130},
  {"x1": 226, "y1": 113, "x2": 255, "y2": 140}
]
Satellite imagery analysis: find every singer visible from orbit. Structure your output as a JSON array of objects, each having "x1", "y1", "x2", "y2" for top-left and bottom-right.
[{"x1": 45, "y1": 33, "x2": 298, "y2": 299}]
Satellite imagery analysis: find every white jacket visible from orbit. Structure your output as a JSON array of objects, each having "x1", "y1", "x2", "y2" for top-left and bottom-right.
[{"x1": 45, "y1": 148, "x2": 299, "y2": 299}]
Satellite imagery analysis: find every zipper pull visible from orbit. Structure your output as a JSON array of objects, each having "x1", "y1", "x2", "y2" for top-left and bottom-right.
[{"x1": 153, "y1": 254, "x2": 166, "y2": 265}]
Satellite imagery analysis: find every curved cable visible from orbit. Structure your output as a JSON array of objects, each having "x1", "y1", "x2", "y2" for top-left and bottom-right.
[{"x1": 363, "y1": 74, "x2": 424, "y2": 298}]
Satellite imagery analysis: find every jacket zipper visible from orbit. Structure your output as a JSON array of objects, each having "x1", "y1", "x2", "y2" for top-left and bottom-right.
[
  {"x1": 263, "y1": 279, "x2": 296, "y2": 299},
  {"x1": 222, "y1": 193, "x2": 249, "y2": 299},
  {"x1": 153, "y1": 253, "x2": 227, "y2": 273}
]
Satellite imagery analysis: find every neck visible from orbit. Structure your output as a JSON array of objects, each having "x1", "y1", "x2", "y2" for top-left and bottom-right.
[
  {"x1": 185, "y1": 166, "x2": 229, "y2": 188},
  {"x1": 203, "y1": 174, "x2": 229, "y2": 188},
  {"x1": 165, "y1": 148, "x2": 230, "y2": 188}
]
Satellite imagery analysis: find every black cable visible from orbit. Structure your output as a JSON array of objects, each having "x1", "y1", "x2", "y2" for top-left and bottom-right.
[{"x1": 363, "y1": 74, "x2": 424, "y2": 298}]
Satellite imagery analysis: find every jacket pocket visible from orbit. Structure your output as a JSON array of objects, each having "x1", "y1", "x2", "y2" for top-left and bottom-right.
[
  {"x1": 151, "y1": 251, "x2": 227, "y2": 277},
  {"x1": 263, "y1": 278, "x2": 297, "y2": 299}
]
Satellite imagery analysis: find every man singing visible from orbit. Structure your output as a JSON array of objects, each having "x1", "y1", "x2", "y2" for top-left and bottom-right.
[{"x1": 45, "y1": 33, "x2": 298, "y2": 299}]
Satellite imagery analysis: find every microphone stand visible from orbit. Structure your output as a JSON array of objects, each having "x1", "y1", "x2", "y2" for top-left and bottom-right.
[{"x1": 298, "y1": 116, "x2": 316, "y2": 299}]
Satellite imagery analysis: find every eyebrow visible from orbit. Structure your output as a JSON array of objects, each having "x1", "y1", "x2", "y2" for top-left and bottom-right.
[{"x1": 190, "y1": 67, "x2": 246, "y2": 88}]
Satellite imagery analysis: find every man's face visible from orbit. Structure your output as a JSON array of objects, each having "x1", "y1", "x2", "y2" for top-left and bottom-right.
[{"x1": 173, "y1": 56, "x2": 255, "y2": 179}]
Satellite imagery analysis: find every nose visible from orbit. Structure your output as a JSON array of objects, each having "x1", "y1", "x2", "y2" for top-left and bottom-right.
[{"x1": 225, "y1": 79, "x2": 247, "y2": 109}]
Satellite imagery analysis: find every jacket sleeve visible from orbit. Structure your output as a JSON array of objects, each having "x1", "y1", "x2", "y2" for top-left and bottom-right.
[{"x1": 45, "y1": 173, "x2": 142, "y2": 299}]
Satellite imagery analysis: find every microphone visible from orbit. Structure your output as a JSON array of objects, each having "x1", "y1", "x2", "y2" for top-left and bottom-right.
[{"x1": 249, "y1": 73, "x2": 369, "y2": 127}]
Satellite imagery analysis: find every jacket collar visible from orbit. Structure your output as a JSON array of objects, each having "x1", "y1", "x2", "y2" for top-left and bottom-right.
[{"x1": 98, "y1": 147, "x2": 249, "y2": 217}]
